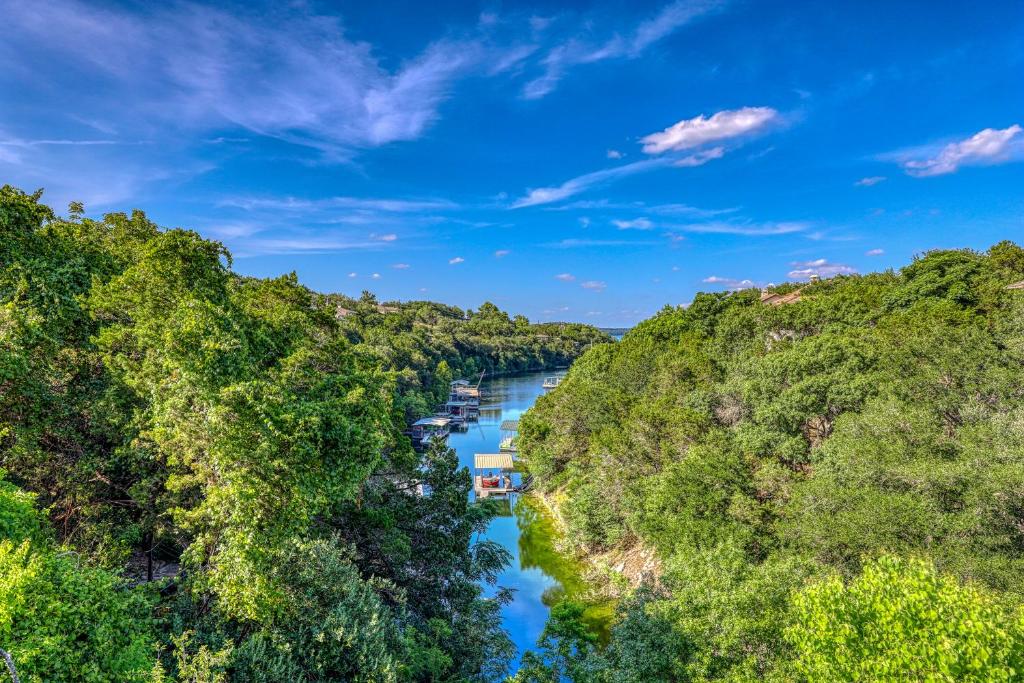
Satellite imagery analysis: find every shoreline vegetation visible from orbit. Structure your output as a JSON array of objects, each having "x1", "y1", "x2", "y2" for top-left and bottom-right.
[
  {"x1": 0, "y1": 186, "x2": 607, "y2": 682},
  {"x1": 513, "y1": 240, "x2": 1024, "y2": 681},
  {"x1": 7, "y1": 179, "x2": 1024, "y2": 682}
]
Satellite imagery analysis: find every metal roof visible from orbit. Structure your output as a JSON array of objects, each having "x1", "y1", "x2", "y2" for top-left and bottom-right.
[
  {"x1": 413, "y1": 416, "x2": 451, "y2": 427},
  {"x1": 499, "y1": 420, "x2": 519, "y2": 432},
  {"x1": 474, "y1": 453, "x2": 514, "y2": 470}
]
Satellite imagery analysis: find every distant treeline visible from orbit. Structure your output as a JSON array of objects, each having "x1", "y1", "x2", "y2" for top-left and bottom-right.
[
  {"x1": 515, "y1": 242, "x2": 1024, "y2": 681},
  {"x1": 0, "y1": 186, "x2": 605, "y2": 682}
]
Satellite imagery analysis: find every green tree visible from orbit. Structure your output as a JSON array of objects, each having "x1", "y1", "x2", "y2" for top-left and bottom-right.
[{"x1": 787, "y1": 556, "x2": 1024, "y2": 682}]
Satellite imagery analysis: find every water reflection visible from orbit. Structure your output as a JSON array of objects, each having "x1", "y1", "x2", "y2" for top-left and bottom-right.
[{"x1": 447, "y1": 370, "x2": 610, "y2": 666}]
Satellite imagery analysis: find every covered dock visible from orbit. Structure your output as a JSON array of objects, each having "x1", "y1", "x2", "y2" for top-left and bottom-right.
[
  {"x1": 542, "y1": 376, "x2": 563, "y2": 390},
  {"x1": 499, "y1": 419, "x2": 519, "y2": 453},
  {"x1": 410, "y1": 416, "x2": 451, "y2": 449},
  {"x1": 473, "y1": 453, "x2": 515, "y2": 498}
]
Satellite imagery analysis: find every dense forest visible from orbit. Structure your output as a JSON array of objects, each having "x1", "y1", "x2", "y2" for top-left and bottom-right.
[
  {"x1": 0, "y1": 185, "x2": 607, "y2": 682},
  {"x1": 516, "y1": 241, "x2": 1024, "y2": 680}
]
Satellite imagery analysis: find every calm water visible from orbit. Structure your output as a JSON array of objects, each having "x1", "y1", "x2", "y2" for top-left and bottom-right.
[{"x1": 447, "y1": 370, "x2": 589, "y2": 666}]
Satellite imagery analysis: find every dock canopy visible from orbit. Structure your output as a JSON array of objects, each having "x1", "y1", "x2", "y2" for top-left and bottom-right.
[
  {"x1": 413, "y1": 416, "x2": 451, "y2": 427},
  {"x1": 474, "y1": 453, "x2": 514, "y2": 470},
  {"x1": 499, "y1": 420, "x2": 519, "y2": 432}
]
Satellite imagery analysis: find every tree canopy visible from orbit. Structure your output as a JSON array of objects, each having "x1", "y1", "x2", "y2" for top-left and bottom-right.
[{"x1": 518, "y1": 240, "x2": 1024, "y2": 680}]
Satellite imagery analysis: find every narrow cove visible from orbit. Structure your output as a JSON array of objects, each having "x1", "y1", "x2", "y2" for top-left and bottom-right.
[{"x1": 446, "y1": 370, "x2": 612, "y2": 667}]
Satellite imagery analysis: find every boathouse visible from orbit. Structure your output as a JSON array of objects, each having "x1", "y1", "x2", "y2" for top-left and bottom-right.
[
  {"x1": 410, "y1": 416, "x2": 451, "y2": 449},
  {"x1": 474, "y1": 453, "x2": 515, "y2": 498},
  {"x1": 499, "y1": 420, "x2": 519, "y2": 453}
]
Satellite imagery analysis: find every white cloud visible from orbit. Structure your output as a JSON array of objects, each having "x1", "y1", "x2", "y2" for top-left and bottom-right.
[
  {"x1": 449, "y1": 256, "x2": 465, "y2": 264},
  {"x1": 2, "y1": 1, "x2": 492, "y2": 155},
  {"x1": 512, "y1": 157, "x2": 671, "y2": 207},
  {"x1": 511, "y1": 108, "x2": 774, "y2": 207},
  {"x1": 900, "y1": 125, "x2": 1022, "y2": 177},
  {"x1": 220, "y1": 195, "x2": 458, "y2": 213},
  {"x1": 555, "y1": 273, "x2": 576, "y2": 281},
  {"x1": 631, "y1": 0, "x2": 724, "y2": 53},
  {"x1": 702, "y1": 275, "x2": 756, "y2": 291},
  {"x1": 607, "y1": 149, "x2": 623, "y2": 159},
  {"x1": 788, "y1": 258, "x2": 856, "y2": 279},
  {"x1": 545, "y1": 238, "x2": 660, "y2": 248},
  {"x1": 866, "y1": 248, "x2": 884, "y2": 256},
  {"x1": 641, "y1": 107, "x2": 778, "y2": 154},
  {"x1": 673, "y1": 146, "x2": 725, "y2": 166},
  {"x1": 230, "y1": 235, "x2": 384, "y2": 256},
  {"x1": 522, "y1": 0, "x2": 725, "y2": 99},
  {"x1": 392, "y1": 263, "x2": 410, "y2": 269},
  {"x1": 371, "y1": 273, "x2": 381, "y2": 279},
  {"x1": 494, "y1": 249, "x2": 511, "y2": 258},
  {"x1": 673, "y1": 221, "x2": 808, "y2": 236},
  {"x1": 580, "y1": 280, "x2": 607, "y2": 292},
  {"x1": 377, "y1": 233, "x2": 398, "y2": 242},
  {"x1": 855, "y1": 176, "x2": 886, "y2": 187},
  {"x1": 612, "y1": 217, "x2": 654, "y2": 230},
  {"x1": 348, "y1": 272, "x2": 358, "y2": 278},
  {"x1": 547, "y1": 199, "x2": 738, "y2": 218}
]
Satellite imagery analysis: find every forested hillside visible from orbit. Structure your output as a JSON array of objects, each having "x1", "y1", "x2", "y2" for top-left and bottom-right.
[
  {"x1": 0, "y1": 185, "x2": 604, "y2": 682},
  {"x1": 323, "y1": 293, "x2": 608, "y2": 423},
  {"x1": 517, "y1": 242, "x2": 1024, "y2": 681}
]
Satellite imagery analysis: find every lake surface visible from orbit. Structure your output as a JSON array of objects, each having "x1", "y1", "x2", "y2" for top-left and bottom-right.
[{"x1": 447, "y1": 370, "x2": 589, "y2": 666}]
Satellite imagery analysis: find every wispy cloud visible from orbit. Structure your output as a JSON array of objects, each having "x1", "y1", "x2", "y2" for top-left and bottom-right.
[
  {"x1": 673, "y1": 146, "x2": 725, "y2": 166},
  {"x1": 893, "y1": 125, "x2": 1023, "y2": 177},
  {"x1": 232, "y1": 236, "x2": 387, "y2": 256},
  {"x1": 866, "y1": 248, "x2": 884, "y2": 256},
  {"x1": 511, "y1": 157, "x2": 671, "y2": 207},
  {"x1": 2, "y1": 1, "x2": 493, "y2": 155},
  {"x1": 522, "y1": 0, "x2": 726, "y2": 99},
  {"x1": 494, "y1": 249, "x2": 511, "y2": 258},
  {"x1": 554, "y1": 273, "x2": 576, "y2": 281},
  {"x1": 392, "y1": 262, "x2": 410, "y2": 269},
  {"x1": 449, "y1": 256, "x2": 465, "y2": 264},
  {"x1": 855, "y1": 176, "x2": 886, "y2": 186},
  {"x1": 607, "y1": 149, "x2": 623, "y2": 159},
  {"x1": 641, "y1": 107, "x2": 779, "y2": 154},
  {"x1": 580, "y1": 280, "x2": 607, "y2": 292},
  {"x1": 544, "y1": 238, "x2": 660, "y2": 248},
  {"x1": 670, "y1": 221, "x2": 808, "y2": 236},
  {"x1": 788, "y1": 258, "x2": 856, "y2": 279},
  {"x1": 220, "y1": 195, "x2": 459, "y2": 213},
  {"x1": 514, "y1": 106, "x2": 779, "y2": 208},
  {"x1": 547, "y1": 199, "x2": 738, "y2": 218},
  {"x1": 612, "y1": 217, "x2": 654, "y2": 230}
]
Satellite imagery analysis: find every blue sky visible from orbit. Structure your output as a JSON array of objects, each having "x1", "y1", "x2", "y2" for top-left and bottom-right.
[{"x1": 2, "y1": 0, "x2": 1022, "y2": 326}]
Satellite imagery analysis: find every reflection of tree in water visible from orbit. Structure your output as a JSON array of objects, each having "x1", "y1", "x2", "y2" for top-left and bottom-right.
[
  {"x1": 516, "y1": 497, "x2": 583, "y2": 596},
  {"x1": 487, "y1": 497, "x2": 513, "y2": 518},
  {"x1": 515, "y1": 496, "x2": 614, "y2": 641}
]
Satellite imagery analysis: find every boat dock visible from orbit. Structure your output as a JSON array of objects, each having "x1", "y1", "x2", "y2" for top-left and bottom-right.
[
  {"x1": 473, "y1": 453, "x2": 516, "y2": 498},
  {"x1": 499, "y1": 419, "x2": 519, "y2": 453},
  {"x1": 542, "y1": 376, "x2": 563, "y2": 390}
]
